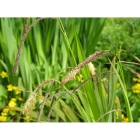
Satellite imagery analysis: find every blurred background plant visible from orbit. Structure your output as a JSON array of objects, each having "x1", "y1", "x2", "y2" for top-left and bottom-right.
[{"x1": 0, "y1": 18, "x2": 139, "y2": 122}]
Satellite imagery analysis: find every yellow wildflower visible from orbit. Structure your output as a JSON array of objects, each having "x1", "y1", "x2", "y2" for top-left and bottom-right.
[
  {"x1": 18, "y1": 97, "x2": 24, "y2": 101},
  {"x1": 116, "y1": 111, "x2": 118, "y2": 116},
  {"x1": 116, "y1": 111, "x2": 122, "y2": 120},
  {"x1": 121, "y1": 114, "x2": 125, "y2": 120},
  {"x1": 116, "y1": 111, "x2": 128, "y2": 122},
  {"x1": 133, "y1": 77, "x2": 140, "y2": 83},
  {"x1": 8, "y1": 101, "x2": 17, "y2": 107},
  {"x1": 74, "y1": 74, "x2": 84, "y2": 83},
  {"x1": 133, "y1": 90, "x2": 140, "y2": 94},
  {"x1": 11, "y1": 98, "x2": 17, "y2": 102},
  {"x1": 136, "y1": 84, "x2": 140, "y2": 89},
  {"x1": 15, "y1": 89, "x2": 21, "y2": 94},
  {"x1": 132, "y1": 83, "x2": 140, "y2": 94},
  {"x1": 0, "y1": 71, "x2": 8, "y2": 78},
  {"x1": 116, "y1": 83, "x2": 121, "y2": 88},
  {"x1": 24, "y1": 115, "x2": 30, "y2": 121},
  {"x1": 1, "y1": 112, "x2": 8, "y2": 116},
  {"x1": 3, "y1": 108, "x2": 9, "y2": 113},
  {"x1": 123, "y1": 118, "x2": 129, "y2": 122},
  {"x1": 78, "y1": 74, "x2": 84, "y2": 82},
  {"x1": 13, "y1": 86, "x2": 17, "y2": 90},
  {"x1": 0, "y1": 116, "x2": 7, "y2": 122},
  {"x1": 7, "y1": 84, "x2": 13, "y2": 91},
  {"x1": 133, "y1": 77, "x2": 137, "y2": 82},
  {"x1": 77, "y1": 76, "x2": 80, "y2": 82},
  {"x1": 13, "y1": 86, "x2": 21, "y2": 94}
]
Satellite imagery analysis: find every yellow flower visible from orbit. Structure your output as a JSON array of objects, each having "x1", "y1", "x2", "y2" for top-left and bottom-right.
[
  {"x1": 121, "y1": 114, "x2": 125, "y2": 120},
  {"x1": 18, "y1": 97, "x2": 24, "y2": 101},
  {"x1": 116, "y1": 83, "x2": 121, "y2": 88},
  {"x1": 78, "y1": 74, "x2": 84, "y2": 82},
  {"x1": 74, "y1": 74, "x2": 84, "y2": 83},
  {"x1": 24, "y1": 115, "x2": 30, "y2": 121},
  {"x1": 133, "y1": 90, "x2": 140, "y2": 94},
  {"x1": 0, "y1": 116, "x2": 7, "y2": 122},
  {"x1": 133, "y1": 77, "x2": 137, "y2": 82},
  {"x1": 15, "y1": 89, "x2": 21, "y2": 94},
  {"x1": 132, "y1": 83, "x2": 140, "y2": 94},
  {"x1": 13, "y1": 86, "x2": 17, "y2": 90},
  {"x1": 116, "y1": 111, "x2": 118, "y2": 116},
  {"x1": 0, "y1": 71, "x2": 8, "y2": 78},
  {"x1": 13, "y1": 86, "x2": 21, "y2": 94},
  {"x1": 11, "y1": 98, "x2": 17, "y2": 102},
  {"x1": 7, "y1": 84, "x2": 13, "y2": 91},
  {"x1": 1, "y1": 112, "x2": 7, "y2": 116},
  {"x1": 7, "y1": 85, "x2": 21, "y2": 94},
  {"x1": 3, "y1": 108, "x2": 9, "y2": 113},
  {"x1": 116, "y1": 112, "x2": 128, "y2": 122},
  {"x1": 133, "y1": 77, "x2": 140, "y2": 83},
  {"x1": 8, "y1": 101, "x2": 17, "y2": 107},
  {"x1": 136, "y1": 84, "x2": 140, "y2": 89},
  {"x1": 116, "y1": 111, "x2": 122, "y2": 120},
  {"x1": 123, "y1": 118, "x2": 129, "y2": 122}
]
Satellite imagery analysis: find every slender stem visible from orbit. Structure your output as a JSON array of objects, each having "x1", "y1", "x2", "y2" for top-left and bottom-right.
[{"x1": 57, "y1": 18, "x2": 77, "y2": 66}]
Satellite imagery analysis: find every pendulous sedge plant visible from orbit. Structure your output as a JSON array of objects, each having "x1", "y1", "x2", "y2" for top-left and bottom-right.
[{"x1": 1, "y1": 18, "x2": 139, "y2": 122}]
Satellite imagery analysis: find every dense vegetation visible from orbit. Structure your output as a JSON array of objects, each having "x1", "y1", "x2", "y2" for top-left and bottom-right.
[{"x1": 0, "y1": 18, "x2": 140, "y2": 122}]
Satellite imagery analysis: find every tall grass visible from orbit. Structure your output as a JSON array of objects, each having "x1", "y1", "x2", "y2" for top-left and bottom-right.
[{"x1": 0, "y1": 18, "x2": 137, "y2": 122}]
